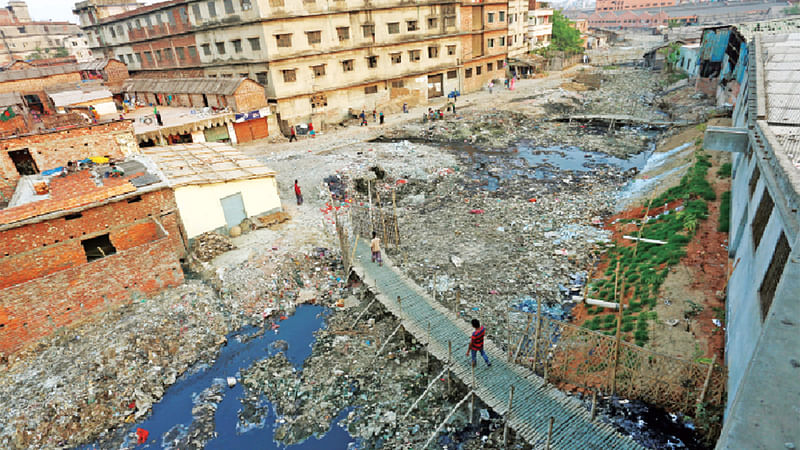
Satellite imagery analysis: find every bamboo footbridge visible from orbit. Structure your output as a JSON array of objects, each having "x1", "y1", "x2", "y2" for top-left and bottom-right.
[{"x1": 350, "y1": 237, "x2": 643, "y2": 449}]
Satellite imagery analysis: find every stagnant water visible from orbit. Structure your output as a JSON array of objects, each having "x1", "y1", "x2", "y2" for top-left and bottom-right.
[{"x1": 86, "y1": 304, "x2": 357, "y2": 449}]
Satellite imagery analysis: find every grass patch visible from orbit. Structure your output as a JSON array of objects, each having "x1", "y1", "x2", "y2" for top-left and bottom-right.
[
  {"x1": 718, "y1": 190, "x2": 731, "y2": 232},
  {"x1": 717, "y1": 162, "x2": 732, "y2": 178}
]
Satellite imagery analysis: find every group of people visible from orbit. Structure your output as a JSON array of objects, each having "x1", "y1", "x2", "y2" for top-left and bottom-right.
[
  {"x1": 288, "y1": 122, "x2": 314, "y2": 142},
  {"x1": 359, "y1": 109, "x2": 384, "y2": 126}
]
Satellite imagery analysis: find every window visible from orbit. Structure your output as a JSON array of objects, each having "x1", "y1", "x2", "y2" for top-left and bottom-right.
[
  {"x1": 488, "y1": 38, "x2": 494, "y2": 48},
  {"x1": 342, "y1": 59, "x2": 354, "y2": 71},
  {"x1": 207, "y1": 1, "x2": 217, "y2": 17},
  {"x1": 752, "y1": 191, "x2": 774, "y2": 250},
  {"x1": 362, "y1": 24, "x2": 374, "y2": 38},
  {"x1": 135, "y1": 53, "x2": 142, "y2": 63},
  {"x1": 256, "y1": 71, "x2": 268, "y2": 84},
  {"x1": 306, "y1": 30, "x2": 321, "y2": 44},
  {"x1": 366, "y1": 55, "x2": 378, "y2": 68},
  {"x1": 476, "y1": 65, "x2": 482, "y2": 75},
  {"x1": 447, "y1": 45, "x2": 456, "y2": 55},
  {"x1": 428, "y1": 46, "x2": 439, "y2": 58},
  {"x1": 391, "y1": 80, "x2": 404, "y2": 88},
  {"x1": 239, "y1": 72, "x2": 248, "y2": 78},
  {"x1": 241, "y1": 0, "x2": 252, "y2": 9},
  {"x1": 276, "y1": 33, "x2": 292, "y2": 47},
  {"x1": 163, "y1": 48, "x2": 173, "y2": 60},
  {"x1": 365, "y1": 85, "x2": 378, "y2": 94},
  {"x1": 407, "y1": 20, "x2": 418, "y2": 31},
  {"x1": 232, "y1": 39, "x2": 242, "y2": 52},
  {"x1": 337, "y1": 26, "x2": 349, "y2": 41},
  {"x1": 445, "y1": 16, "x2": 455, "y2": 27},
  {"x1": 176, "y1": 47, "x2": 186, "y2": 60},
  {"x1": 193, "y1": 4, "x2": 202, "y2": 19},
  {"x1": 388, "y1": 22, "x2": 400, "y2": 34},
  {"x1": 221, "y1": 73, "x2": 233, "y2": 78},
  {"x1": 127, "y1": 22, "x2": 133, "y2": 31},
  {"x1": 409, "y1": 50, "x2": 420, "y2": 61},
  {"x1": 202, "y1": 43, "x2": 211, "y2": 55},
  {"x1": 215, "y1": 42, "x2": 226, "y2": 54},
  {"x1": 428, "y1": 17, "x2": 438, "y2": 28},
  {"x1": 224, "y1": 0, "x2": 234, "y2": 14},
  {"x1": 155, "y1": 49, "x2": 162, "y2": 61},
  {"x1": 179, "y1": 7, "x2": 188, "y2": 22},
  {"x1": 188, "y1": 46, "x2": 197, "y2": 58},
  {"x1": 248, "y1": 37, "x2": 261, "y2": 51},
  {"x1": 154, "y1": 13, "x2": 162, "y2": 24},
  {"x1": 269, "y1": 0, "x2": 284, "y2": 5},
  {"x1": 135, "y1": 18, "x2": 142, "y2": 29},
  {"x1": 109, "y1": 26, "x2": 116, "y2": 38},
  {"x1": 82, "y1": 234, "x2": 116, "y2": 262},
  {"x1": 759, "y1": 232, "x2": 790, "y2": 321},
  {"x1": 466, "y1": 68, "x2": 472, "y2": 78},
  {"x1": 499, "y1": 11, "x2": 505, "y2": 21},
  {"x1": 487, "y1": 62, "x2": 493, "y2": 71},
  {"x1": 167, "y1": 10, "x2": 176, "y2": 26},
  {"x1": 390, "y1": 52, "x2": 401, "y2": 64},
  {"x1": 499, "y1": 36, "x2": 505, "y2": 46},
  {"x1": 311, "y1": 64, "x2": 326, "y2": 77},
  {"x1": 488, "y1": 12, "x2": 494, "y2": 23},
  {"x1": 447, "y1": 70, "x2": 457, "y2": 79},
  {"x1": 749, "y1": 165, "x2": 760, "y2": 197},
  {"x1": 282, "y1": 69, "x2": 296, "y2": 82}
]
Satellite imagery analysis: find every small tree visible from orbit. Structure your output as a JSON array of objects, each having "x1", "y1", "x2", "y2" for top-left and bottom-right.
[{"x1": 551, "y1": 10, "x2": 584, "y2": 53}]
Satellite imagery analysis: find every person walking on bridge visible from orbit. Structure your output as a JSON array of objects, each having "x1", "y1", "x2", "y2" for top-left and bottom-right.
[
  {"x1": 467, "y1": 319, "x2": 491, "y2": 368},
  {"x1": 370, "y1": 231, "x2": 382, "y2": 266}
]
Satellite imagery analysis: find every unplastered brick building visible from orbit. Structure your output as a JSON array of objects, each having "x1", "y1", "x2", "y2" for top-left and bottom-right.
[
  {"x1": 0, "y1": 156, "x2": 187, "y2": 355},
  {"x1": 0, "y1": 120, "x2": 139, "y2": 201}
]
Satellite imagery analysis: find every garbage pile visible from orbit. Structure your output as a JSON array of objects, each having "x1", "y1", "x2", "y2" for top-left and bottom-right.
[
  {"x1": 191, "y1": 232, "x2": 237, "y2": 262},
  {"x1": 239, "y1": 290, "x2": 474, "y2": 449}
]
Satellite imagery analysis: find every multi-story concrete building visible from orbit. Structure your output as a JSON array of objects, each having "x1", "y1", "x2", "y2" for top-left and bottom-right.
[
  {"x1": 0, "y1": 1, "x2": 85, "y2": 65},
  {"x1": 702, "y1": 30, "x2": 799, "y2": 449},
  {"x1": 74, "y1": 0, "x2": 512, "y2": 128},
  {"x1": 595, "y1": 0, "x2": 676, "y2": 13},
  {"x1": 507, "y1": 0, "x2": 529, "y2": 59},
  {"x1": 527, "y1": 0, "x2": 553, "y2": 49}
]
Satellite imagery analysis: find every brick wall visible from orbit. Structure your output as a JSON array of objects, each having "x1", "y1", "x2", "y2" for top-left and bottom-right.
[
  {"x1": 0, "y1": 236, "x2": 184, "y2": 355},
  {"x1": 0, "y1": 188, "x2": 187, "y2": 354},
  {"x1": 0, "y1": 113, "x2": 29, "y2": 138},
  {"x1": 233, "y1": 79, "x2": 268, "y2": 113},
  {"x1": 0, "y1": 71, "x2": 81, "y2": 95},
  {"x1": 104, "y1": 59, "x2": 130, "y2": 89},
  {"x1": 0, "y1": 120, "x2": 138, "y2": 199}
]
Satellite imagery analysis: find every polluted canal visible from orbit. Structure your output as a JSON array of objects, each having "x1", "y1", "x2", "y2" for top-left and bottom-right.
[{"x1": 90, "y1": 304, "x2": 358, "y2": 449}]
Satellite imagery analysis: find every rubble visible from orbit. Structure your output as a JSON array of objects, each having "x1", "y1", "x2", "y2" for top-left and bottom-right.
[{"x1": 191, "y1": 232, "x2": 237, "y2": 261}]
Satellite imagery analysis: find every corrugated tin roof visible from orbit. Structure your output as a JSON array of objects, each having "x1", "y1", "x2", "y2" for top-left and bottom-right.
[
  {"x1": 49, "y1": 88, "x2": 113, "y2": 107},
  {"x1": 123, "y1": 78, "x2": 246, "y2": 96},
  {"x1": 139, "y1": 142, "x2": 276, "y2": 187},
  {"x1": 77, "y1": 58, "x2": 118, "y2": 71},
  {"x1": 0, "y1": 64, "x2": 80, "y2": 83}
]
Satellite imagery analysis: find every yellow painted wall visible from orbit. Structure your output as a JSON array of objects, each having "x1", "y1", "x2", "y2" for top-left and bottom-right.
[{"x1": 174, "y1": 176, "x2": 282, "y2": 238}]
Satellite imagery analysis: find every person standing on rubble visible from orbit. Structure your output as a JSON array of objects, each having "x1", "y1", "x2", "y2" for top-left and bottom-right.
[
  {"x1": 467, "y1": 319, "x2": 491, "y2": 368},
  {"x1": 370, "y1": 231, "x2": 382, "y2": 266},
  {"x1": 294, "y1": 180, "x2": 303, "y2": 206}
]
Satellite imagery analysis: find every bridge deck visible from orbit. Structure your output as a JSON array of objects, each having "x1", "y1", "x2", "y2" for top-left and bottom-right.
[{"x1": 352, "y1": 238, "x2": 642, "y2": 449}]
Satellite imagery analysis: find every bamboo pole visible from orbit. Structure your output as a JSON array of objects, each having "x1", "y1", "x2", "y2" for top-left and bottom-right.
[
  {"x1": 545, "y1": 417, "x2": 555, "y2": 450},
  {"x1": 533, "y1": 301, "x2": 542, "y2": 374},
  {"x1": 401, "y1": 367, "x2": 449, "y2": 421},
  {"x1": 503, "y1": 385, "x2": 515, "y2": 448},
  {"x1": 350, "y1": 297, "x2": 377, "y2": 329},
  {"x1": 513, "y1": 314, "x2": 534, "y2": 364},
  {"x1": 506, "y1": 307, "x2": 511, "y2": 362},
  {"x1": 698, "y1": 354, "x2": 718, "y2": 405},
  {"x1": 422, "y1": 391, "x2": 472, "y2": 449},
  {"x1": 448, "y1": 341, "x2": 452, "y2": 395},
  {"x1": 392, "y1": 188, "x2": 400, "y2": 247},
  {"x1": 374, "y1": 323, "x2": 404, "y2": 359},
  {"x1": 611, "y1": 277, "x2": 627, "y2": 396},
  {"x1": 426, "y1": 321, "x2": 431, "y2": 370},
  {"x1": 470, "y1": 365, "x2": 475, "y2": 422}
]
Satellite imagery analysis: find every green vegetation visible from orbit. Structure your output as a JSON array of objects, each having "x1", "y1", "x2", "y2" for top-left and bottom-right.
[
  {"x1": 717, "y1": 162, "x2": 732, "y2": 178},
  {"x1": 718, "y1": 190, "x2": 731, "y2": 232},
  {"x1": 550, "y1": 10, "x2": 584, "y2": 53},
  {"x1": 583, "y1": 149, "x2": 716, "y2": 347},
  {"x1": 29, "y1": 46, "x2": 69, "y2": 60},
  {"x1": 785, "y1": 4, "x2": 800, "y2": 15}
]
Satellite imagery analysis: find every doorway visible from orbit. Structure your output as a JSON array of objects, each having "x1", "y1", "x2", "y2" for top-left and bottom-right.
[
  {"x1": 220, "y1": 192, "x2": 247, "y2": 229},
  {"x1": 8, "y1": 149, "x2": 38, "y2": 175}
]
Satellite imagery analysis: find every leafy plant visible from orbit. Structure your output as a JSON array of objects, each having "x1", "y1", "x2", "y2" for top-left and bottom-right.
[
  {"x1": 717, "y1": 162, "x2": 732, "y2": 178},
  {"x1": 718, "y1": 190, "x2": 731, "y2": 232}
]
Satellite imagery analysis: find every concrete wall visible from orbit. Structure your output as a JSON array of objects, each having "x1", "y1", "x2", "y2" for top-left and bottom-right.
[{"x1": 174, "y1": 176, "x2": 282, "y2": 238}]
